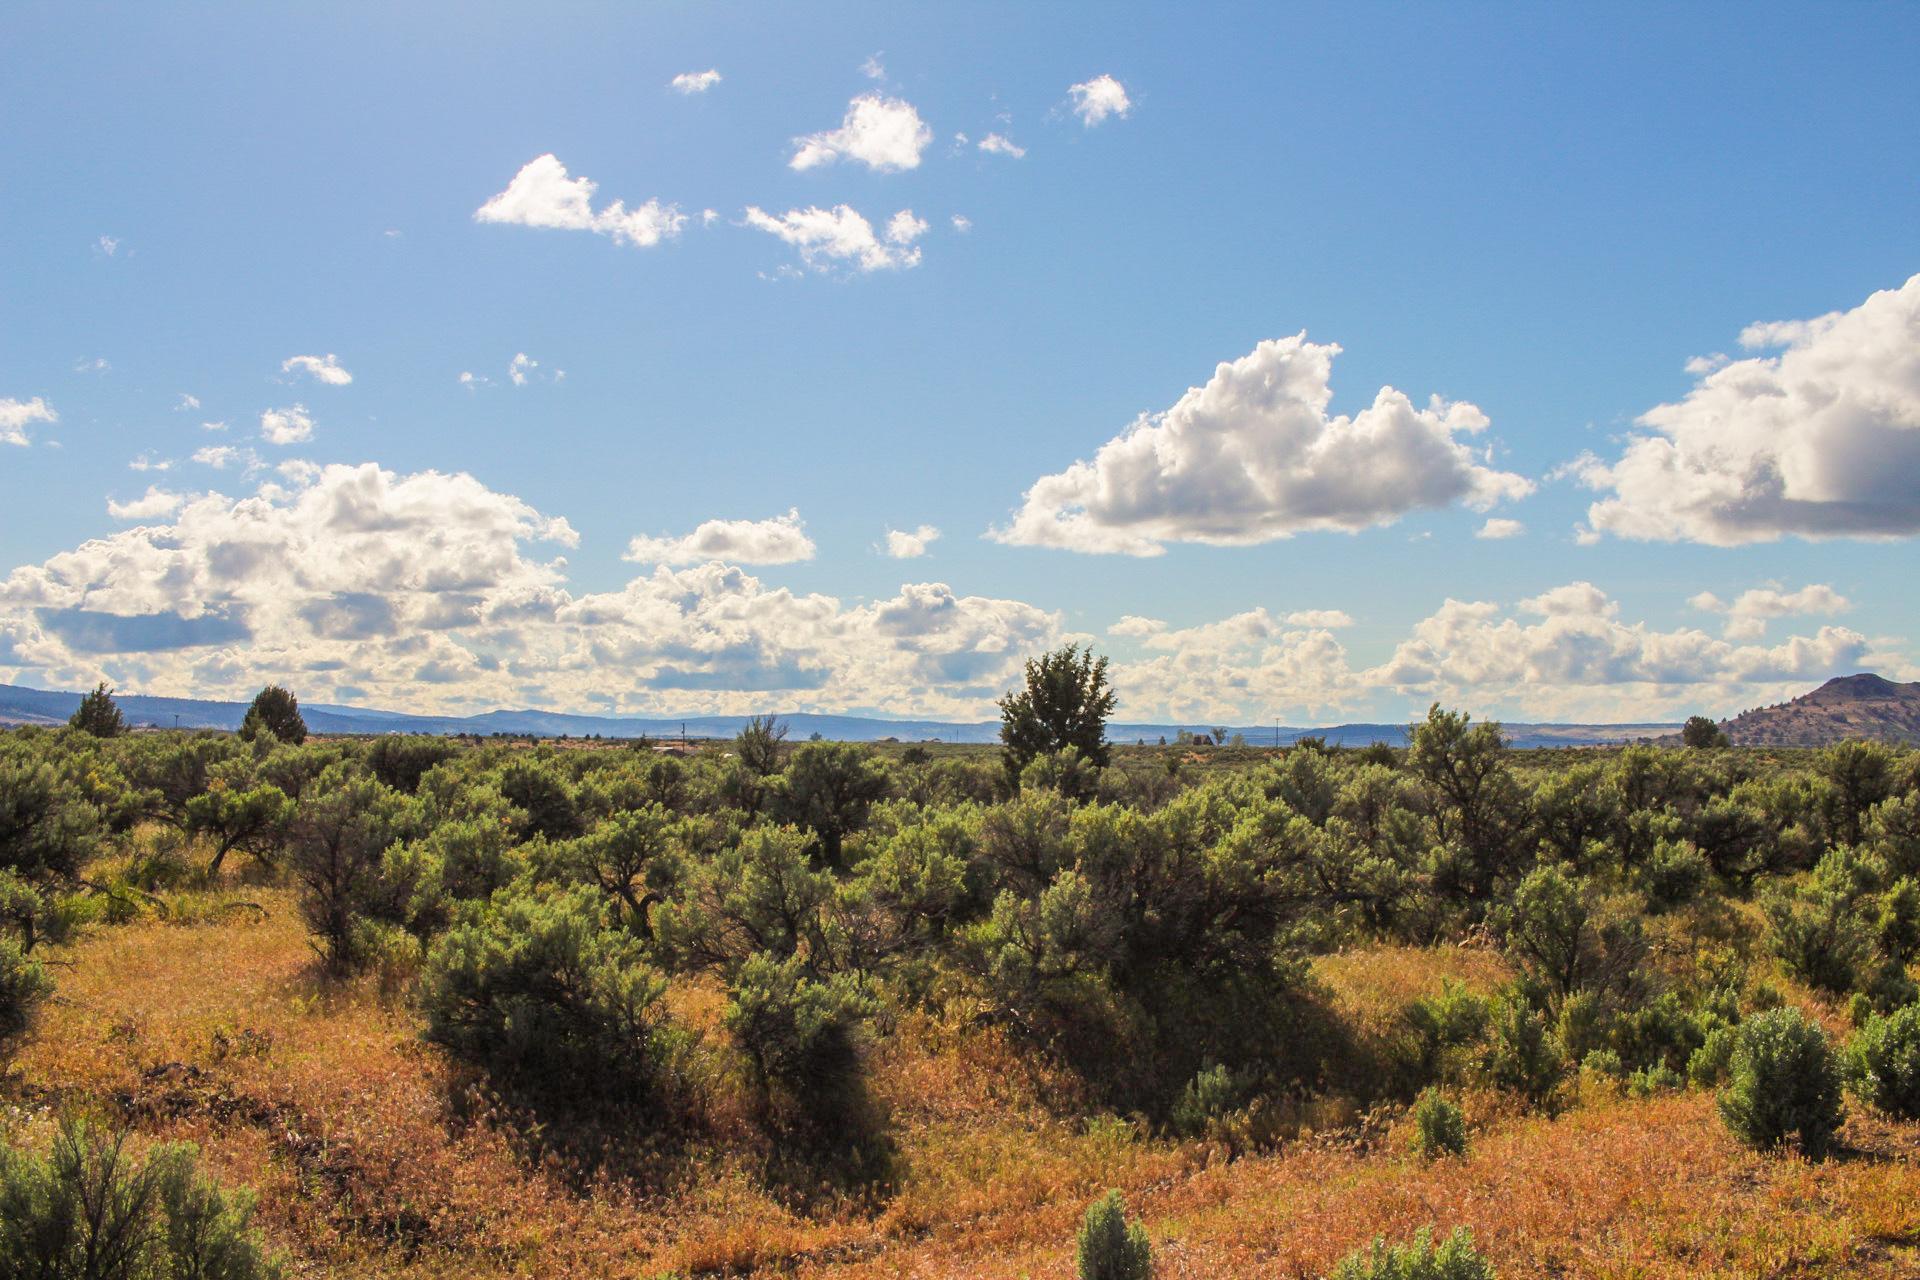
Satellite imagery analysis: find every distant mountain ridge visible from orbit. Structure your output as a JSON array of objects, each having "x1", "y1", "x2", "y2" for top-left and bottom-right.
[
  {"x1": 0, "y1": 681, "x2": 1680, "y2": 748},
  {"x1": 1716, "y1": 673, "x2": 1920, "y2": 746}
]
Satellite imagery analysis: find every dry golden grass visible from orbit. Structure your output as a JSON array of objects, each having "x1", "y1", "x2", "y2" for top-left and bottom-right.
[{"x1": 11, "y1": 897, "x2": 1920, "y2": 1278}]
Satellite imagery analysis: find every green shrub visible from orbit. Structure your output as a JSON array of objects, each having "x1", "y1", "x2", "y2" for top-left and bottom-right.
[
  {"x1": 1410, "y1": 1089, "x2": 1467, "y2": 1158},
  {"x1": 1404, "y1": 981, "x2": 1488, "y2": 1085},
  {"x1": 1075, "y1": 1189, "x2": 1152, "y2": 1280},
  {"x1": 1482, "y1": 994, "x2": 1562, "y2": 1105},
  {"x1": 0, "y1": 935, "x2": 52, "y2": 1060},
  {"x1": 722, "y1": 951, "x2": 875, "y2": 1106},
  {"x1": 1847, "y1": 1003, "x2": 1920, "y2": 1118},
  {"x1": 1687, "y1": 1025, "x2": 1736, "y2": 1087},
  {"x1": 423, "y1": 884, "x2": 678, "y2": 1103},
  {"x1": 1581, "y1": 1048, "x2": 1625, "y2": 1079},
  {"x1": 1170, "y1": 1063, "x2": 1242, "y2": 1138},
  {"x1": 284, "y1": 767, "x2": 416, "y2": 973},
  {"x1": 0, "y1": 1117, "x2": 283, "y2": 1279},
  {"x1": 1329, "y1": 1226, "x2": 1495, "y2": 1280},
  {"x1": 1717, "y1": 1007, "x2": 1844, "y2": 1157},
  {"x1": 1627, "y1": 1064, "x2": 1683, "y2": 1097},
  {"x1": 1639, "y1": 838, "x2": 1708, "y2": 909}
]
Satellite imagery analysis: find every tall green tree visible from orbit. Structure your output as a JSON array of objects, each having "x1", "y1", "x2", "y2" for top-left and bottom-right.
[
  {"x1": 777, "y1": 741, "x2": 890, "y2": 866},
  {"x1": 734, "y1": 714, "x2": 788, "y2": 776},
  {"x1": 998, "y1": 644, "x2": 1117, "y2": 785},
  {"x1": 1681, "y1": 715, "x2": 1728, "y2": 749},
  {"x1": 68, "y1": 683, "x2": 127, "y2": 738},
  {"x1": 238, "y1": 685, "x2": 307, "y2": 745}
]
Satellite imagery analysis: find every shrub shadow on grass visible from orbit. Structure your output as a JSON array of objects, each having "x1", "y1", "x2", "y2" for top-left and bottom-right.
[
  {"x1": 434, "y1": 1058, "x2": 711, "y2": 1198},
  {"x1": 750, "y1": 1067, "x2": 900, "y2": 1215}
]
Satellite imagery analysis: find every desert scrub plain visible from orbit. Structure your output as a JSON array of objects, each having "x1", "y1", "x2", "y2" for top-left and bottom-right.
[{"x1": 7, "y1": 676, "x2": 1920, "y2": 1276}]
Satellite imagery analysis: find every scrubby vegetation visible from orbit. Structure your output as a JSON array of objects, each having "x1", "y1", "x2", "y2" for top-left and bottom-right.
[{"x1": 6, "y1": 664, "x2": 1920, "y2": 1275}]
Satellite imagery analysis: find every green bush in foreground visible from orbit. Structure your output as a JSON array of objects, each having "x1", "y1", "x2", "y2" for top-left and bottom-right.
[
  {"x1": 1330, "y1": 1226, "x2": 1495, "y2": 1280},
  {"x1": 423, "y1": 884, "x2": 677, "y2": 1102},
  {"x1": 1847, "y1": 1002, "x2": 1920, "y2": 1119},
  {"x1": 0, "y1": 1117, "x2": 283, "y2": 1280},
  {"x1": 0, "y1": 934, "x2": 53, "y2": 1061},
  {"x1": 1410, "y1": 1088, "x2": 1467, "y2": 1158},
  {"x1": 1717, "y1": 1007, "x2": 1844, "y2": 1158},
  {"x1": 1076, "y1": 1189, "x2": 1152, "y2": 1280}
]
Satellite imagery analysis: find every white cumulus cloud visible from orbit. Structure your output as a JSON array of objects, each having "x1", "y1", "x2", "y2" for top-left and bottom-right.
[
  {"x1": 107, "y1": 487, "x2": 186, "y2": 521},
  {"x1": 744, "y1": 204, "x2": 925, "y2": 273},
  {"x1": 670, "y1": 69, "x2": 721, "y2": 94},
  {"x1": 882, "y1": 525, "x2": 941, "y2": 558},
  {"x1": 978, "y1": 133, "x2": 1026, "y2": 158},
  {"x1": 992, "y1": 334, "x2": 1533, "y2": 555},
  {"x1": 1477, "y1": 518, "x2": 1526, "y2": 540},
  {"x1": 1068, "y1": 74, "x2": 1131, "y2": 126},
  {"x1": 0, "y1": 397, "x2": 57, "y2": 447},
  {"x1": 1689, "y1": 583, "x2": 1851, "y2": 641},
  {"x1": 475, "y1": 154, "x2": 686, "y2": 248},
  {"x1": 790, "y1": 94, "x2": 932, "y2": 172},
  {"x1": 1577, "y1": 273, "x2": 1920, "y2": 545},
  {"x1": 259, "y1": 405, "x2": 314, "y2": 445},
  {"x1": 193, "y1": 445, "x2": 259, "y2": 472},
  {"x1": 282, "y1": 353, "x2": 353, "y2": 386},
  {"x1": 625, "y1": 509, "x2": 816, "y2": 566}
]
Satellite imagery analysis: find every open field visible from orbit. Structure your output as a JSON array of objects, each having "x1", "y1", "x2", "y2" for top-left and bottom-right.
[
  {"x1": 15, "y1": 888, "x2": 1920, "y2": 1278},
  {"x1": 6, "y1": 712, "x2": 1920, "y2": 1278}
]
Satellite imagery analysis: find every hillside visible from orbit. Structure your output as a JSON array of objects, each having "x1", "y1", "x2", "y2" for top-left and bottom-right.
[
  {"x1": 0, "y1": 681, "x2": 1673, "y2": 747},
  {"x1": 1719, "y1": 673, "x2": 1920, "y2": 746}
]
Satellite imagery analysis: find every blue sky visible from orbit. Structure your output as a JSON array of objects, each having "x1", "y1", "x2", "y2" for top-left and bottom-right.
[{"x1": 2, "y1": 2, "x2": 1917, "y2": 724}]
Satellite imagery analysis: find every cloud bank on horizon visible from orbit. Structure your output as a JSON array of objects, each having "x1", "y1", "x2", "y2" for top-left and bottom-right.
[{"x1": 0, "y1": 456, "x2": 1907, "y2": 725}]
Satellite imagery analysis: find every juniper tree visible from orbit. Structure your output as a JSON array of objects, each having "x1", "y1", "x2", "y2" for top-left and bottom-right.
[
  {"x1": 68, "y1": 682, "x2": 126, "y2": 738},
  {"x1": 998, "y1": 644, "x2": 1117, "y2": 787},
  {"x1": 238, "y1": 685, "x2": 307, "y2": 745}
]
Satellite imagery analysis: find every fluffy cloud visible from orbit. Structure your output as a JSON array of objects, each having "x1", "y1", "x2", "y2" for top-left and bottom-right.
[
  {"x1": 1362, "y1": 582, "x2": 1891, "y2": 722},
  {"x1": 625, "y1": 510, "x2": 816, "y2": 566},
  {"x1": 743, "y1": 204, "x2": 925, "y2": 273},
  {"x1": 259, "y1": 405, "x2": 314, "y2": 445},
  {"x1": 282, "y1": 354, "x2": 352, "y2": 386},
  {"x1": 1477, "y1": 518, "x2": 1525, "y2": 540},
  {"x1": 0, "y1": 397, "x2": 57, "y2": 447},
  {"x1": 106, "y1": 487, "x2": 186, "y2": 521},
  {"x1": 978, "y1": 133, "x2": 1026, "y2": 158},
  {"x1": 950, "y1": 214, "x2": 972, "y2": 233},
  {"x1": 882, "y1": 525, "x2": 941, "y2": 558},
  {"x1": 1, "y1": 460, "x2": 1907, "y2": 724},
  {"x1": 670, "y1": 69, "x2": 721, "y2": 94},
  {"x1": 1577, "y1": 273, "x2": 1920, "y2": 545},
  {"x1": 1108, "y1": 609, "x2": 1360, "y2": 722},
  {"x1": 790, "y1": 94, "x2": 931, "y2": 172},
  {"x1": 193, "y1": 445, "x2": 260, "y2": 472},
  {"x1": 0, "y1": 464, "x2": 1058, "y2": 717},
  {"x1": 1068, "y1": 74, "x2": 1131, "y2": 126},
  {"x1": 1102, "y1": 580, "x2": 1906, "y2": 723},
  {"x1": 475, "y1": 154, "x2": 686, "y2": 248},
  {"x1": 175, "y1": 394, "x2": 201, "y2": 411},
  {"x1": 1689, "y1": 583, "x2": 1850, "y2": 641},
  {"x1": 993, "y1": 334, "x2": 1533, "y2": 555}
]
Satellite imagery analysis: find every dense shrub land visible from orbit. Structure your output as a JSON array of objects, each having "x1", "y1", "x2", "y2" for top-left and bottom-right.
[{"x1": 6, "y1": 663, "x2": 1920, "y2": 1276}]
